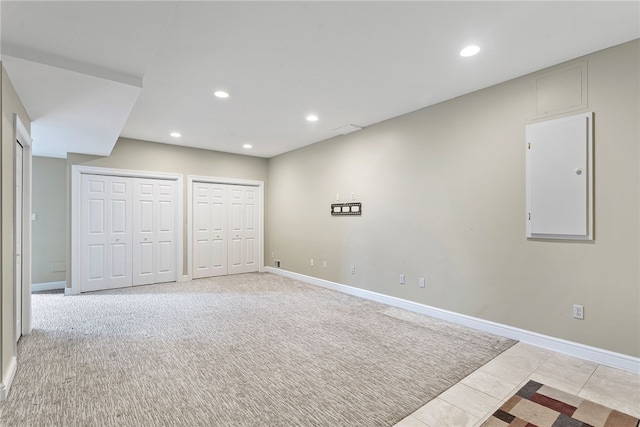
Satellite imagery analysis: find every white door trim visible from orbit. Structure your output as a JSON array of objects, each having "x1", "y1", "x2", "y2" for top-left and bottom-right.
[
  {"x1": 3, "y1": 115, "x2": 32, "y2": 402},
  {"x1": 15, "y1": 140, "x2": 23, "y2": 341},
  {"x1": 70, "y1": 165, "x2": 183, "y2": 295},
  {"x1": 187, "y1": 175, "x2": 264, "y2": 281},
  {"x1": 14, "y1": 115, "x2": 32, "y2": 339}
]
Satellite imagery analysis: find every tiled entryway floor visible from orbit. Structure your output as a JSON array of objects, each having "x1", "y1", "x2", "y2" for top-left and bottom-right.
[{"x1": 394, "y1": 342, "x2": 640, "y2": 427}]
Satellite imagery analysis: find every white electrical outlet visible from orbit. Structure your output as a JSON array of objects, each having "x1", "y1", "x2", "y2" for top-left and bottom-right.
[
  {"x1": 310, "y1": 259, "x2": 314, "y2": 266},
  {"x1": 351, "y1": 192, "x2": 356, "y2": 201},
  {"x1": 419, "y1": 277, "x2": 425, "y2": 288},
  {"x1": 323, "y1": 260, "x2": 327, "y2": 268},
  {"x1": 400, "y1": 274, "x2": 405, "y2": 284},
  {"x1": 573, "y1": 304, "x2": 584, "y2": 319},
  {"x1": 350, "y1": 266, "x2": 355, "y2": 274}
]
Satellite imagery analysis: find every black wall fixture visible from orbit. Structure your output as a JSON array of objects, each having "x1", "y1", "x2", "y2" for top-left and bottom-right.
[{"x1": 331, "y1": 203, "x2": 362, "y2": 216}]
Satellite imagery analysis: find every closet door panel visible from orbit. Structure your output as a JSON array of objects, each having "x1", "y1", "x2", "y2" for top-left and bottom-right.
[
  {"x1": 88, "y1": 245, "x2": 104, "y2": 280},
  {"x1": 243, "y1": 187, "x2": 258, "y2": 273},
  {"x1": 133, "y1": 178, "x2": 178, "y2": 285},
  {"x1": 154, "y1": 180, "x2": 177, "y2": 283},
  {"x1": 192, "y1": 183, "x2": 227, "y2": 278},
  {"x1": 211, "y1": 240, "x2": 225, "y2": 269},
  {"x1": 132, "y1": 179, "x2": 155, "y2": 285},
  {"x1": 158, "y1": 241, "x2": 173, "y2": 274},
  {"x1": 111, "y1": 242, "x2": 129, "y2": 279},
  {"x1": 245, "y1": 237, "x2": 256, "y2": 268},
  {"x1": 194, "y1": 240, "x2": 211, "y2": 277},
  {"x1": 81, "y1": 174, "x2": 132, "y2": 292}
]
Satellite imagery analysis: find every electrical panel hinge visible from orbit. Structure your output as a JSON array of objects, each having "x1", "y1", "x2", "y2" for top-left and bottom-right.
[
  {"x1": 528, "y1": 142, "x2": 531, "y2": 150},
  {"x1": 528, "y1": 212, "x2": 531, "y2": 220}
]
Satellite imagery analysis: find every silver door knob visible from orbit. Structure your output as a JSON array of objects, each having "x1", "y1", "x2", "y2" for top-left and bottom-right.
[
  {"x1": 144, "y1": 237, "x2": 148, "y2": 241},
  {"x1": 575, "y1": 168, "x2": 583, "y2": 175}
]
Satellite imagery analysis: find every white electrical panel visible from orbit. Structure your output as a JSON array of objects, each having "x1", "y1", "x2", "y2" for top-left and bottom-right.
[{"x1": 525, "y1": 112, "x2": 593, "y2": 240}]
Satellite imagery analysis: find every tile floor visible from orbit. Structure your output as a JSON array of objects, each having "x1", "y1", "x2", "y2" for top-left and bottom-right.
[{"x1": 394, "y1": 342, "x2": 640, "y2": 427}]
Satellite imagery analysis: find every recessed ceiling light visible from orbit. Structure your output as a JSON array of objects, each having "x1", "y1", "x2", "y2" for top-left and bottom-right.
[
  {"x1": 170, "y1": 132, "x2": 181, "y2": 138},
  {"x1": 243, "y1": 144, "x2": 252, "y2": 149},
  {"x1": 214, "y1": 91, "x2": 229, "y2": 98},
  {"x1": 460, "y1": 45, "x2": 480, "y2": 57},
  {"x1": 306, "y1": 114, "x2": 318, "y2": 122}
]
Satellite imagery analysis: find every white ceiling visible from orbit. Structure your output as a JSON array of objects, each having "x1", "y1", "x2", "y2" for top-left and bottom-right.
[{"x1": 1, "y1": 1, "x2": 638, "y2": 159}]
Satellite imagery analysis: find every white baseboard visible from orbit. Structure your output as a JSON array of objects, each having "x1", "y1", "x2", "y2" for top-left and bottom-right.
[
  {"x1": 62, "y1": 275, "x2": 190, "y2": 294},
  {"x1": 32, "y1": 281, "x2": 66, "y2": 293},
  {"x1": 265, "y1": 267, "x2": 640, "y2": 373},
  {"x1": 0, "y1": 356, "x2": 17, "y2": 401}
]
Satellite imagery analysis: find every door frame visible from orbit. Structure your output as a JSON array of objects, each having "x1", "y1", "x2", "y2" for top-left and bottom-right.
[
  {"x1": 15, "y1": 140, "x2": 23, "y2": 341},
  {"x1": 14, "y1": 115, "x2": 32, "y2": 341},
  {"x1": 187, "y1": 175, "x2": 264, "y2": 280},
  {"x1": 70, "y1": 165, "x2": 183, "y2": 295}
]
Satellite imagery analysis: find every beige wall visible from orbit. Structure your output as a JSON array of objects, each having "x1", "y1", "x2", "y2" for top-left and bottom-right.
[
  {"x1": 266, "y1": 40, "x2": 640, "y2": 357},
  {"x1": 1, "y1": 65, "x2": 31, "y2": 392},
  {"x1": 32, "y1": 157, "x2": 67, "y2": 284},
  {"x1": 66, "y1": 137, "x2": 268, "y2": 283}
]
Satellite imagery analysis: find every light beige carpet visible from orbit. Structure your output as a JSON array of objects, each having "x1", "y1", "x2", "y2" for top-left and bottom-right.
[{"x1": 1, "y1": 273, "x2": 515, "y2": 426}]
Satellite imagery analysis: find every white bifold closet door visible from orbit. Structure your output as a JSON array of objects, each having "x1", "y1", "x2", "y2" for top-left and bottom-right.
[
  {"x1": 193, "y1": 183, "x2": 259, "y2": 279},
  {"x1": 228, "y1": 185, "x2": 259, "y2": 275},
  {"x1": 132, "y1": 178, "x2": 178, "y2": 286},
  {"x1": 193, "y1": 183, "x2": 228, "y2": 278},
  {"x1": 81, "y1": 174, "x2": 177, "y2": 292},
  {"x1": 82, "y1": 175, "x2": 133, "y2": 292}
]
